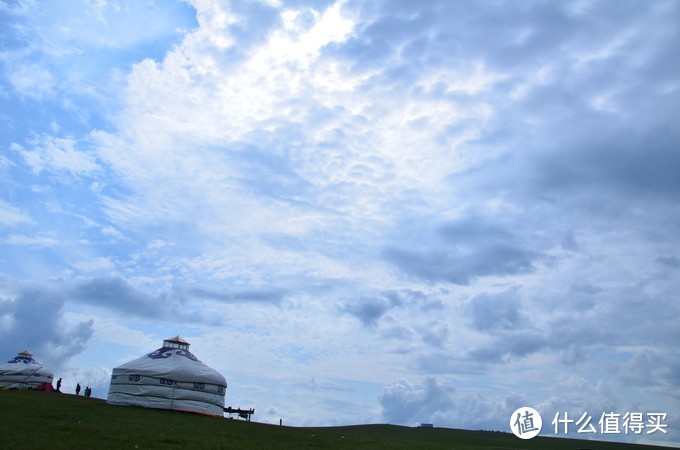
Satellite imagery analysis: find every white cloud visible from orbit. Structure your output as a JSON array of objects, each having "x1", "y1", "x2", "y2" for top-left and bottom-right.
[
  {"x1": 12, "y1": 135, "x2": 100, "y2": 176},
  {"x1": 2, "y1": 234, "x2": 59, "y2": 248},
  {"x1": 0, "y1": 200, "x2": 33, "y2": 227},
  {"x1": 146, "y1": 239, "x2": 171, "y2": 250},
  {"x1": 188, "y1": 0, "x2": 239, "y2": 49},
  {"x1": 266, "y1": 1, "x2": 355, "y2": 64},
  {"x1": 379, "y1": 377, "x2": 455, "y2": 425},
  {"x1": 99, "y1": 226, "x2": 121, "y2": 238},
  {"x1": 7, "y1": 63, "x2": 55, "y2": 100},
  {"x1": 71, "y1": 256, "x2": 115, "y2": 273}
]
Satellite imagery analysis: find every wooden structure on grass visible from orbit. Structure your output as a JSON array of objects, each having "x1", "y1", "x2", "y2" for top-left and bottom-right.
[{"x1": 224, "y1": 406, "x2": 255, "y2": 421}]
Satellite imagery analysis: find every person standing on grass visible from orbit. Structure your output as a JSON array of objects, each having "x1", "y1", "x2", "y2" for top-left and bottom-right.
[
  {"x1": 75, "y1": 383, "x2": 81, "y2": 395},
  {"x1": 56, "y1": 378, "x2": 62, "y2": 392}
]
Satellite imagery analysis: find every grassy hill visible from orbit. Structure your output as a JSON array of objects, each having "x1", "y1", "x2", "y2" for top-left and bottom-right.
[{"x1": 0, "y1": 390, "x2": 669, "y2": 449}]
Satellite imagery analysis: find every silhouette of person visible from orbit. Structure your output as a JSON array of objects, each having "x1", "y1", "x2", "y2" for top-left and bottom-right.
[
  {"x1": 56, "y1": 378, "x2": 62, "y2": 392},
  {"x1": 75, "y1": 383, "x2": 81, "y2": 395},
  {"x1": 85, "y1": 387, "x2": 91, "y2": 397}
]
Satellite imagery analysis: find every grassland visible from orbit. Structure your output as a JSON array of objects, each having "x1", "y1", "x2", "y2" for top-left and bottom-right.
[{"x1": 0, "y1": 390, "x2": 670, "y2": 449}]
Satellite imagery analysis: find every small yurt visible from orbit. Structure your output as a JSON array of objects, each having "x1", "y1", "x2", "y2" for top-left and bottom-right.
[
  {"x1": 0, "y1": 350, "x2": 54, "y2": 389},
  {"x1": 107, "y1": 336, "x2": 227, "y2": 416}
]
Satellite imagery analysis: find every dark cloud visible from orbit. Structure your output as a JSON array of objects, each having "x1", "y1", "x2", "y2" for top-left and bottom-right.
[
  {"x1": 418, "y1": 322, "x2": 448, "y2": 348},
  {"x1": 0, "y1": 284, "x2": 93, "y2": 370},
  {"x1": 468, "y1": 330, "x2": 547, "y2": 364},
  {"x1": 380, "y1": 288, "x2": 445, "y2": 312},
  {"x1": 184, "y1": 285, "x2": 287, "y2": 306},
  {"x1": 70, "y1": 276, "x2": 160, "y2": 316},
  {"x1": 405, "y1": 276, "x2": 680, "y2": 376},
  {"x1": 569, "y1": 283, "x2": 602, "y2": 295},
  {"x1": 616, "y1": 350, "x2": 675, "y2": 390},
  {"x1": 388, "y1": 0, "x2": 674, "y2": 78},
  {"x1": 335, "y1": 0, "x2": 680, "y2": 239},
  {"x1": 458, "y1": 279, "x2": 680, "y2": 368},
  {"x1": 553, "y1": 284, "x2": 680, "y2": 351},
  {"x1": 450, "y1": 119, "x2": 680, "y2": 238},
  {"x1": 340, "y1": 288, "x2": 445, "y2": 328},
  {"x1": 68, "y1": 277, "x2": 222, "y2": 325},
  {"x1": 339, "y1": 295, "x2": 395, "y2": 327},
  {"x1": 383, "y1": 245, "x2": 536, "y2": 284},
  {"x1": 469, "y1": 288, "x2": 525, "y2": 332},
  {"x1": 68, "y1": 276, "x2": 303, "y2": 325},
  {"x1": 380, "y1": 323, "x2": 416, "y2": 343},
  {"x1": 383, "y1": 217, "x2": 540, "y2": 284},
  {"x1": 656, "y1": 256, "x2": 680, "y2": 270},
  {"x1": 533, "y1": 128, "x2": 680, "y2": 203}
]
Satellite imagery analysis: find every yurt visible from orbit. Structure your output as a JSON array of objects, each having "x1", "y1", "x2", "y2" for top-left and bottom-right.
[
  {"x1": 0, "y1": 350, "x2": 54, "y2": 389},
  {"x1": 107, "y1": 336, "x2": 227, "y2": 416}
]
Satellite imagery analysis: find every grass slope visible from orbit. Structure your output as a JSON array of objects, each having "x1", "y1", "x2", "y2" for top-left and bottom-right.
[{"x1": 0, "y1": 390, "x2": 668, "y2": 449}]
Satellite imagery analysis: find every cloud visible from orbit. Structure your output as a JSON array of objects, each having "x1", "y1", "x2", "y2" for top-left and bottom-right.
[
  {"x1": 617, "y1": 350, "x2": 676, "y2": 391},
  {"x1": 65, "y1": 276, "x2": 291, "y2": 325},
  {"x1": 183, "y1": 285, "x2": 287, "y2": 307},
  {"x1": 656, "y1": 256, "x2": 680, "y2": 270},
  {"x1": 6, "y1": 63, "x2": 55, "y2": 100},
  {"x1": 71, "y1": 257, "x2": 115, "y2": 273},
  {"x1": 69, "y1": 276, "x2": 160, "y2": 316},
  {"x1": 468, "y1": 288, "x2": 526, "y2": 332},
  {"x1": 11, "y1": 135, "x2": 100, "y2": 177},
  {"x1": 0, "y1": 0, "x2": 197, "y2": 141},
  {"x1": 66, "y1": 276, "x2": 219, "y2": 325},
  {"x1": 417, "y1": 321, "x2": 449, "y2": 348},
  {"x1": 467, "y1": 330, "x2": 547, "y2": 365},
  {"x1": 2, "y1": 234, "x2": 60, "y2": 248},
  {"x1": 383, "y1": 217, "x2": 541, "y2": 284},
  {"x1": 379, "y1": 377, "x2": 455, "y2": 425},
  {"x1": 0, "y1": 200, "x2": 33, "y2": 227},
  {"x1": 340, "y1": 296, "x2": 394, "y2": 327},
  {"x1": 0, "y1": 283, "x2": 94, "y2": 370},
  {"x1": 531, "y1": 128, "x2": 680, "y2": 203}
]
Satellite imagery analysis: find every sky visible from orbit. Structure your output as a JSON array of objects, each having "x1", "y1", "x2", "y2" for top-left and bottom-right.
[{"x1": 1, "y1": 0, "x2": 678, "y2": 445}]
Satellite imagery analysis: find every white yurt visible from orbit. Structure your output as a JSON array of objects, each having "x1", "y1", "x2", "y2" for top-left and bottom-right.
[
  {"x1": 0, "y1": 350, "x2": 54, "y2": 389},
  {"x1": 107, "y1": 336, "x2": 227, "y2": 416}
]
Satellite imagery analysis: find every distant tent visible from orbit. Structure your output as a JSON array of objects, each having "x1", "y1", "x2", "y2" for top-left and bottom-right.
[
  {"x1": 107, "y1": 336, "x2": 227, "y2": 417},
  {"x1": 0, "y1": 350, "x2": 54, "y2": 390},
  {"x1": 36, "y1": 382, "x2": 56, "y2": 392}
]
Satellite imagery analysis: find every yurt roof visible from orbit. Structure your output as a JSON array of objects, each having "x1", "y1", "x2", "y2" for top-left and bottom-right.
[
  {"x1": 0, "y1": 350, "x2": 53, "y2": 377},
  {"x1": 112, "y1": 337, "x2": 226, "y2": 385},
  {"x1": 4, "y1": 350, "x2": 40, "y2": 365}
]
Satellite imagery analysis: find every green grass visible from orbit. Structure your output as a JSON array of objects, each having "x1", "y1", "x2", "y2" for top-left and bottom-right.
[{"x1": 0, "y1": 390, "x2": 669, "y2": 449}]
